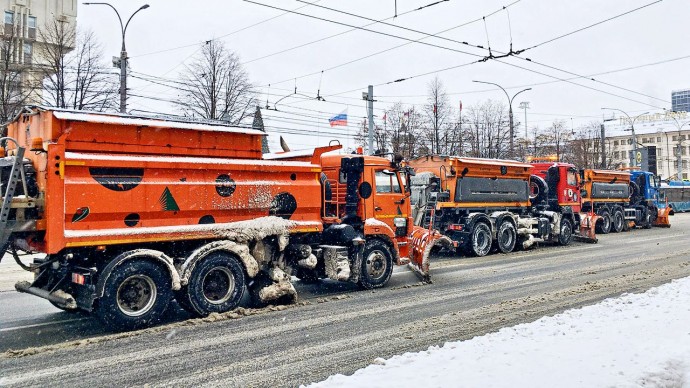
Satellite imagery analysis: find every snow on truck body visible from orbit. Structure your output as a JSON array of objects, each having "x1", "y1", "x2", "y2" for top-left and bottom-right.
[{"x1": 0, "y1": 107, "x2": 442, "y2": 330}]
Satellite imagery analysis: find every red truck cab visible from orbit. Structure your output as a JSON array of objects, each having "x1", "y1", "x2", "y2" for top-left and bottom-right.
[{"x1": 531, "y1": 162, "x2": 582, "y2": 213}]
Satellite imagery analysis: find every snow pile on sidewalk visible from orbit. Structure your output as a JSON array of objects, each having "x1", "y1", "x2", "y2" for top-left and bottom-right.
[{"x1": 309, "y1": 277, "x2": 690, "y2": 388}]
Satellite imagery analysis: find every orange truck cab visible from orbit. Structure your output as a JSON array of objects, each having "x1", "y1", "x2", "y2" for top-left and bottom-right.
[{"x1": 0, "y1": 107, "x2": 443, "y2": 330}]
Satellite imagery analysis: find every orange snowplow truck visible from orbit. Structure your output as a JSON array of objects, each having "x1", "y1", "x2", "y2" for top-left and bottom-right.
[
  {"x1": 0, "y1": 107, "x2": 446, "y2": 330},
  {"x1": 408, "y1": 156, "x2": 597, "y2": 257},
  {"x1": 579, "y1": 168, "x2": 668, "y2": 231}
]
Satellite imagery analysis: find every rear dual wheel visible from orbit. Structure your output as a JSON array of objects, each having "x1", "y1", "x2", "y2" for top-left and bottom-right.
[
  {"x1": 175, "y1": 252, "x2": 246, "y2": 317},
  {"x1": 94, "y1": 260, "x2": 172, "y2": 331},
  {"x1": 611, "y1": 208, "x2": 625, "y2": 233},
  {"x1": 495, "y1": 220, "x2": 517, "y2": 254},
  {"x1": 466, "y1": 222, "x2": 492, "y2": 257}
]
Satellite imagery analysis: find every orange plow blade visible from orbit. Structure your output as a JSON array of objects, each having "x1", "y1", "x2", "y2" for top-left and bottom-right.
[
  {"x1": 576, "y1": 213, "x2": 598, "y2": 243},
  {"x1": 407, "y1": 226, "x2": 452, "y2": 283},
  {"x1": 654, "y1": 206, "x2": 672, "y2": 228}
]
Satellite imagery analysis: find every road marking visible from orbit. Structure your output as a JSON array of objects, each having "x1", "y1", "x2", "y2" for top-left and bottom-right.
[{"x1": 0, "y1": 318, "x2": 88, "y2": 332}]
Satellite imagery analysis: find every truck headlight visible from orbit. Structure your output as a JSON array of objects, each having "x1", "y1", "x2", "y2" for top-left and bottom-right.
[{"x1": 393, "y1": 217, "x2": 407, "y2": 227}]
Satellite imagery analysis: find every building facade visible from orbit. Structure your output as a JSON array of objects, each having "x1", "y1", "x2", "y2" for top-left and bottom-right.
[
  {"x1": 672, "y1": 89, "x2": 690, "y2": 113},
  {"x1": 2, "y1": 0, "x2": 77, "y2": 103},
  {"x1": 606, "y1": 111, "x2": 690, "y2": 181}
]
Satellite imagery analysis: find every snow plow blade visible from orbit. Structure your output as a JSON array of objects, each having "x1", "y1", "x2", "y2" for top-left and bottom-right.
[
  {"x1": 575, "y1": 213, "x2": 598, "y2": 243},
  {"x1": 654, "y1": 206, "x2": 672, "y2": 228},
  {"x1": 407, "y1": 226, "x2": 452, "y2": 283}
]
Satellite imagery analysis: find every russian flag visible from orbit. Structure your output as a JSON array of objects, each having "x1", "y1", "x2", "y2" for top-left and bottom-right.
[{"x1": 329, "y1": 110, "x2": 348, "y2": 127}]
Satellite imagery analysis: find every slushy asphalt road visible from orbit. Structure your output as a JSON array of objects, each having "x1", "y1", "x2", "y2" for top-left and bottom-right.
[{"x1": 1, "y1": 214, "x2": 689, "y2": 387}]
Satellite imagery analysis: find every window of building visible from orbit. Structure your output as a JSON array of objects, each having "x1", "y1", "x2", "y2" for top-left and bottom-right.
[
  {"x1": 27, "y1": 16, "x2": 36, "y2": 39},
  {"x1": 23, "y1": 42, "x2": 31, "y2": 63},
  {"x1": 4, "y1": 11, "x2": 13, "y2": 25},
  {"x1": 657, "y1": 137, "x2": 661, "y2": 142},
  {"x1": 673, "y1": 136, "x2": 678, "y2": 141},
  {"x1": 614, "y1": 140, "x2": 619, "y2": 146}
]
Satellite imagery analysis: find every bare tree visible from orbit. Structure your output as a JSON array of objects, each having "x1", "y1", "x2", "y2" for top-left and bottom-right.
[
  {"x1": 464, "y1": 99, "x2": 511, "y2": 159},
  {"x1": 177, "y1": 40, "x2": 255, "y2": 123},
  {"x1": 38, "y1": 21, "x2": 118, "y2": 111},
  {"x1": 0, "y1": 22, "x2": 35, "y2": 125},
  {"x1": 422, "y1": 77, "x2": 455, "y2": 154}
]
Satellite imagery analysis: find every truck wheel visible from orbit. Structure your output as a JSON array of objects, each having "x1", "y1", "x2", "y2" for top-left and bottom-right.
[
  {"x1": 359, "y1": 239, "x2": 393, "y2": 290},
  {"x1": 467, "y1": 222, "x2": 492, "y2": 257},
  {"x1": 596, "y1": 209, "x2": 611, "y2": 234},
  {"x1": 611, "y1": 209, "x2": 624, "y2": 233},
  {"x1": 496, "y1": 220, "x2": 516, "y2": 253},
  {"x1": 94, "y1": 260, "x2": 172, "y2": 331},
  {"x1": 179, "y1": 252, "x2": 246, "y2": 316},
  {"x1": 558, "y1": 218, "x2": 573, "y2": 246}
]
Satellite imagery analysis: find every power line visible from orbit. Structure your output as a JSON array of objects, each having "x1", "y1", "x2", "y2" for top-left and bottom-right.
[
  {"x1": 131, "y1": 0, "x2": 323, "y2": 59},
  {"x1": 521, "y1": 0, "x2": 663, "y2": 52},
  {"x1": 258, "y1": 1, "x2": 519, "y2": 88},
  {"x1": 284, "y1": 0, "x2": 667, "y2": 106},
  {"x1": 243, "y1": 0, "x2": 450, "y2": 66}
]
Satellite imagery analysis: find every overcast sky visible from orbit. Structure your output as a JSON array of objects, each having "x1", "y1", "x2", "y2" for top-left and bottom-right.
[{"x1": 77, "y1": 0, "x2": 690, "y2": 152}]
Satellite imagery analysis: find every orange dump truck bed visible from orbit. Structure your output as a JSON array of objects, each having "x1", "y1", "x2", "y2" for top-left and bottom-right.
[
  {"x1": 4, "y1": 107, "x2": 323, "y2": 255},
  {"x1": 580, "y1": 169, "x2": 631, "y2": 204}
]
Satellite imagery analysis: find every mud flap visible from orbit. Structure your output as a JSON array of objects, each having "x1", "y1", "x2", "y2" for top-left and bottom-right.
[
  {"x1": 407, "y1": 226, "x2": 452, "y2": 283},
  {"x1": 575, "y1": 213, "x2": 598, "y2": 243},
  {"x1": 654, "y1": 207, "x2": 672, "y2": 228}
]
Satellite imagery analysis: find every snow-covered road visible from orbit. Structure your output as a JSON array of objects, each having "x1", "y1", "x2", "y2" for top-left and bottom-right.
[{"x1": 311, "y1": 276, "x2": 690, "y2": 388}]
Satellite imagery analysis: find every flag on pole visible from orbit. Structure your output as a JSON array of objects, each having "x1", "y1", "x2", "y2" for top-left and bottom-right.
[
  {"x1": 329, "y1": 110, "x2": 348, "y2": 127},
  {"x1": 459, "y1": 100, "x2": 463, "y2": 112},
  {"x1": 382, "y1": 112, "x2": 387, "y2": 121}
]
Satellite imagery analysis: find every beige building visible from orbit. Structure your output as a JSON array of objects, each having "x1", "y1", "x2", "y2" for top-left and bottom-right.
[
  {"x1": 606, "y1": 111, "x2": 690, "y2": 181},
  {"x1": 2, "y1": 0, "x2": 77, "y2": 103}
]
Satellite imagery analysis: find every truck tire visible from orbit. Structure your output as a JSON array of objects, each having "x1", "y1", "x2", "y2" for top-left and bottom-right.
[
  {"x1": 467, "y1": 222, "x2": 492, "y2": 257},
  {"x1": 611, "y1": 208, "x2": 624, "y2": 233},
  {"x1": 177, "y1": 252, "x2": 246, "y2": 317},
  {"x1": 358, "y1": 239, "x2": 393, "y2": 290},
  {"x1": 557, "y1": 217, "x2": 573, "y2": 246},
  {"x1": 596, "y1": 209, "x2": 611, "y2": 234},
  {"x1": 94, "y1": 260, "x2": 172, "y2": 331},
  {"x1": 495, "y1": 220, "x2": 516, "y2": 253}
]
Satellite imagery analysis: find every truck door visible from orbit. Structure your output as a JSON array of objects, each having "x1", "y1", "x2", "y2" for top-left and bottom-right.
[{"x1": 372, "y1": 169, "x2": 407, "y2": 231}]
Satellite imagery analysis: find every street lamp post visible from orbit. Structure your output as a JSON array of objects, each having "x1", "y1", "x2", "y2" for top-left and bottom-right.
[
  {"x1": 83, "y1": 2, "x2": 150, "y2": 113},
  {"x1": 473, "y1": 80, "x2": 531, "y2": 159},
  {"x1": 601, "y1": 108, "x2": 648, "y2": 168}
]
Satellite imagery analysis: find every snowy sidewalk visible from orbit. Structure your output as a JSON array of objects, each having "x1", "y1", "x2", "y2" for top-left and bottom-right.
[{"x1": 309, "y1": 276, "x2": 690, "y2": 388}]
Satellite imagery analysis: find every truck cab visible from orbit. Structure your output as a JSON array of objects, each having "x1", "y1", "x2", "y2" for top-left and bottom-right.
[
  {"x1": 320, "y1": 154, "x2": 413, "y2": 261},
  {"x1": 530, "y1": 162, "x2": 582, "y2": 214}
]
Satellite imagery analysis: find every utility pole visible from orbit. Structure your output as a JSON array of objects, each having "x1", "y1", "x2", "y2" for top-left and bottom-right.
[
  {"x1": 363, "y1": 85, "x2": 374, "y2": 155},
  {"x1": 473, "y1": 80, "x2": 530, "y2": 159},
  {"x1": 84, "y1": 3, "x2": 150, "y2": 114}
]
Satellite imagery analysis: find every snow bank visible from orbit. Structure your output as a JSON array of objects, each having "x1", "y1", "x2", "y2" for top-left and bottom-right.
[{"x1": 309, "y1": 276, "x2": 690, "y2": 388}]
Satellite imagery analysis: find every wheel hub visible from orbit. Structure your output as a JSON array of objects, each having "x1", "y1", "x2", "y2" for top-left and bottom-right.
[
  {"x1": 366, "y1": 251, "x2": 386, "y2": 279},
  {"x1": 202, "y1": 267, "x2": 235, "y2": 305},
  {"x1": 116, "y1": 275, "x2": 157, "y2": 317}
]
